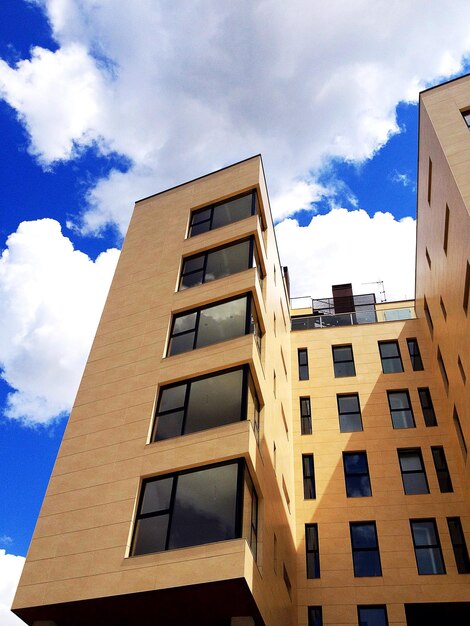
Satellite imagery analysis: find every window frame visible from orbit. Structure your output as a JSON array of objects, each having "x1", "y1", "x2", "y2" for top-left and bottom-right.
[
  {"x1": 305, "y1": 523, "x2": 320, "y2": 579},
  {"x1": 179, "y1": 236, "x2": 259, "y2": 291},
  {"x1": 188, "y1": 189, "x2": 259, "y2": 237},
  {"x1": 151, "y1": 365, "x2": 260, "y2": 442},
  {"x1": 298, "y1": 348, "x2": 309, "y2": 380},
  {"x1": 407, "y1": 338, "x2": 423, "y2": 371},
  {"x1": 343, "y1": 452, "x2": 372, "y2": 497},
  {"x1": 167, "y1": 293, "x2": 261, "y2": 356},
  {"x1": 332, "y1": 344, "x2": 356, "y2": 377},
  {"x1": 418, "y1": 387, "x2": 437, "y2": 427},
  {"x1": 397, "y1": 448, "x2": 429, "y2": 495},
  {"x1": 350, "y1": 521, "x2": 382, "y2": 577},
  {"x1": 410, "y1": 518, "x2": 446, "y2": 575},
  {"x1": 337, "y1": 393, "x2": 363, "y2": 433},
  {"x1": 300, "y1": 396, "x2": 312, "y2": 435},
  {"x1": 378, "y1": 340, "x2": 404, "y2": 373},
  {"x1": 387, "y1": 390, "x2": 415, "y2": 429},
  {"x1": 431, "y1": 446, "x2": 453, "y2": 493},
  {"x1": 302, "y1": 454, "x2": 316, "y2": 499}
]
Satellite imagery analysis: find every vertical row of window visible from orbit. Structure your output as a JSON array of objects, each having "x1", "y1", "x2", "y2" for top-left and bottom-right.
[{"x1": 305, "y1": 517, "x2": 469, "y2": 580}]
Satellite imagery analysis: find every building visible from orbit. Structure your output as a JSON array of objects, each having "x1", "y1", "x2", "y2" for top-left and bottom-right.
[{"x1": 12, "y1": 76, "x2": 470, "y2": 626}]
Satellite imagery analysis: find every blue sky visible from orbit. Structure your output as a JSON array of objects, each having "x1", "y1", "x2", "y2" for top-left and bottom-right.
[{"x1": 1, "y1": 2, "x2": 470, "y2": 622}]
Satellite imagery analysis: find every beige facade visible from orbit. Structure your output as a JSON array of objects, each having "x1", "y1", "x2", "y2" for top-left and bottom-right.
[{"x1": 12, "y1": 75, "x2": 470, "y2": 626}]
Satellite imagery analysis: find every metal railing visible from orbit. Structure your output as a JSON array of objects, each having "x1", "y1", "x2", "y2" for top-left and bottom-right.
[{"x1": 291, "y1": 306, "x2": 416, "y2": 330}]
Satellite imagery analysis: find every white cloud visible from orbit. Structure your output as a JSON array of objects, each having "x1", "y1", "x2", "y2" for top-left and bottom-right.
[
  {"x1": 1, "y1": 1, "x2": 469, "y2": 230},
  {"x1": 0, "y1": 219, "x2": 119, "y2": 425},
  {"x1": 0, "y1": 550, "x2": 25, "y2": 626},
  {"x1": 276, "y1": 208, "x2": 416, "y2": 302}
]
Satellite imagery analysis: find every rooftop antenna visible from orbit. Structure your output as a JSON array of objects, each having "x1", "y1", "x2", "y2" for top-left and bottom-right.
[{"x1": 362, "y1": 280, "x2": 386, "y2": 303}]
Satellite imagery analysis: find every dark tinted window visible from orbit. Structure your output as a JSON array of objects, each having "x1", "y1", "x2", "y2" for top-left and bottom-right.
[
  {"x1": 300, "y1": 397, "x2": 312, "y2": 435},
  {"x1": 407, "y1": 338, "x2": 423, "y2": 371},
  {"x1": 338, "y1": 394, "x2": 363, "y2": 432},
  {"x1": 431, "y1": 447, "x2": 453, "y2": 493},
  {"x1": 153, "y1": 367, "x2": 259, "y2": 441},
  {"x1": 379, "y1": 341, "x2": 404, "y2": 373},
  {"x1": 357, "y1": 606, "x2": 389, "y2": 626},
  {"x1": 418, "y1": 388, "x2": 437, "y2": 426},
  {"x1": 333, "y1": 345, "x2": 356, "y2": 377},
  {"x1": 168, "y1": 295, "x2": 254, "y2": 356},
  {"x1": 189, "y1": 191, "x2": 257, "y2": 237},
  {"x1": 298, "y1": 348, "x2": 309, "y2": 380},
  {"x1": 132, "y1": 461, "x2": 257, "y2": 557},
  {"x1": 447, "y1": 517, "x2": 470, "y2": 574},
  {"x1": 343, "y1": 452, "x2": 371, "y2": 497},
  {"x1": 398, "y1": 449, "x2": 429, "y2": 495},
  {"x1": 410, "y1": 519, "x2": 445, "y2": 575},
  {"x1": 306, "y1": 524, "x2": 320, "y2": 578},
  {"x1": 350, "y1": 522, "x2": 382, "y2": 577},
  {"x1": 302, "y1": 454, "x2": 316, "y2": 499},
  {"x1": 387, "y1": 390, "x2": 415, "y2": 429},
  {"x1": 179, "y1": 238, "x2": 253, "y2": 290},
  {"x1": 308, "y1": 607, "x2": 323, "y2": 626}
]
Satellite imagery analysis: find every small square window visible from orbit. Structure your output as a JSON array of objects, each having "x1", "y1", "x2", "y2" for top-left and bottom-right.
[
  {"x1": 337, "y1": 394, "x2": 363, "y2": 432},
  {"x1": 357, "y1": 605, "x2": 389, "y2": 626},
  {"x1": 378, "y1": 341, "x2": 404, "y2": 373},
  {"x1": 387, "y1": 390, "x2": 415, "y2": 429},
  {"x1": 332, "y1": 345, "x2": 356, "y2": 377}
]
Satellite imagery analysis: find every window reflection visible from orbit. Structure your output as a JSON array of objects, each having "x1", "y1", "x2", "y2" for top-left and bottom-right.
[{"x1": 189, "y1": 191, "x2": 258, "y2": 237}]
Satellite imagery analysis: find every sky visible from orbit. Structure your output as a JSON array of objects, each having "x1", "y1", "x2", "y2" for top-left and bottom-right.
[{"x1": 1, "y1": 1, "x2": 470, "y2": 623}]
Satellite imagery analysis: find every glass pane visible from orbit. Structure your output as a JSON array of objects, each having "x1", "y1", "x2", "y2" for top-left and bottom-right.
[
  {"x1": 211, "y1": 194, "x2": 253, "y2": 229},
  {"x1": 351, "y1": 524, "x2": 377, "y2": 548},
  {"x1": 338, "y1": 395, "x2": 359, "y2": 413},
  {"x1": 382, "y1": 358, "x2": 403, "y2": 373},
  {"x1": 416, "y1": 547, "x2": 444, "y2": 574},
  {"x1": 185, "y1": 369, "x2": 243, "y2": 434},
  {"x1": 306, "y1": 526, "x2": 319, "y2": 550},
  {"x1": 183, "y1": 255, "x2": 205, "y2": 273},
  {"x1": 344, "y1": 453, "x2": 367, "y2": 474},
  {"x1": 334, "y1": 362, "x2": 355, "y2": 377},
  {"x1": 190, "y1": 220, "x2": 211, "y2": 236},
  {"x1": 191, "y1": 208, "x2": 211, "y2": 225},
  {"x1": 392, "y1": 410, "x2": 414, "y2": 429},
  {"x1": 380, "y1": 342, "x2": 399, "y2": 357},
  {"x1": 334, "y1": 346, "x2": 352, "y2": 361},
  {"x1": 168, "y1": 463, "x2": 239, "y2": 549},
  {"x1": 399, "y1": 451, "x2": 422, "y2": 471},
  {"x1": 196, "y1": 297, "x2": 247, "y2": 348},
  {"x1": 353, "y1": 551, "x2": 382, "y2": 576},
  {"x1": 205, "y1": 240, "x2": 251, "y2": 282},
  {"x1": 140, "y1": 478, "x2": 173, "y2": 514},
  {"x1": 173, "y1": 312, "x2": 197, "y2": 334},
  {"x1": 431, "y1": 449, "x2": 445, "y2": 469},
  {"x1": 180, "y1": 270, "x2": 204, "y2": 290},
  {"x1": 307, "y1": 553, "x2": 320, "y2": 578},
  {"x1": 388, "y1": 392, "x2": 409, "y2": 410},
  {"x1": 298, "y1": 350, "x2": 308, "y2": 365},
  {"x1": 300, "y1": 398, "x2": 311, "y2": 416},
  {"x1": 339, "y1": 414, "x2": 362, "y2": 432},
  {"x1": 403, "y1": 473, "x2": 428, "y2": 495},
  {"x1": 158, "y1": 385, "x2": 186, "y2": 412},
  {"x1": 358, "y1": 607, "x2": 387, "y2": 626},
  {"x1": 308, "y1": 607, "x2": 323, "y2": 626},
  {"x1": 155, "y1": 410, "x2": 185, "y2": 440},
  {"x1": 423, "y1": 407, "x2": 437, "y2": 427},
  {"x1": 412, "y1": 521, "x2": 437, "y2": 546},
  {"x1": 346, "y1": 475, "x2": 371, "y2": 497},
  {"x1": 133, "y1": 514, "x2": 169, "y2": 555},
  {"x1": 168, "y1": 332, "x2": 195, "y2": 356}
]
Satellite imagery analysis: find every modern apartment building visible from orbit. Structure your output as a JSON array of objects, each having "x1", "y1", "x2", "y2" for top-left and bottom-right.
[{"x1": 12, "y1": 75, "x2": 470, "y2": 626}]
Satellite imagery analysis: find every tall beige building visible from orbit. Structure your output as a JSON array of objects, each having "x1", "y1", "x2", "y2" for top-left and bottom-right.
[{"x1": 12, "y1": 75, "x2": 470, "y2": 626}]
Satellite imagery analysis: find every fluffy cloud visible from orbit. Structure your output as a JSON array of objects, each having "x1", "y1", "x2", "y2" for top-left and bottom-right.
[
  {"x1": 0, "y1": 550, "x2": 25, "y2": 626},
  {"x1": 276, "y1": 209, "x2": 416, "y2": 302},
  {"x1": 0, "y1": 219, "x2": 119, "y2": 424},
  {"x1": 1, "y1": 1, "x2": 470, "y2": 230}
]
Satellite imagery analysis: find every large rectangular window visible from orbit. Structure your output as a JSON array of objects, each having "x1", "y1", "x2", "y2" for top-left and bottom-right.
[
  {"x1": 300, "y1": 397, "x2": 312, "y2": 435},
  {"x1": 343, "y1": 452, "x2": 372, "y2": 497},
  {"x1": 407, "y1": 338, "x2": 423, "y2": 371},
  {"x1": 410, "y1": 519, "x2": 445, "y2": 575},
  {"x1": 357, "y1": 606, "x2": 389, "y2": 626},
  {"x1": 447, "y1": 517, "x2": 470, "y2": 574},
  {"x1": 337, "y1": 394, "x2": 363, "y2": 432},
  {"x1": 298, "y1": 348, "x2": 309, "y2": 380},
  {"x1": 398, "y1": 449, "x2": 429, "y2": 495},
  {"x1": 179, "y1": 238, "x2": 260, "y2": 290},
  {"x1": 379, "y1": 341, "x2": 404, "y2": 373},
  {"x1": 431, "y1": 447, "x2": 453, "y2": 493},
  {"x1": 189, "y1": 190, "x2": 258, "y2": 237},
  {"x1": 131, "y1": 460, "x2": 257, "y2": 557},
  {"x1": 332, "y1": 344, "x2": 356, "y2": 377},
  {"x1": 306, "y1": 524, "x2": 320, "y2": 578},
  {"x1": 167, "y1": 294, "x2": 261, "y2": 356},
  {"x1": 302, "y1": 454, "x2": 316, "y2": 499},
  {"x1": 418, "y1": 388, "x2": 437, "y2": 427},
  {"x1": 152, "y1": 366, "x2": 260, "y2": 442},
  {"x1": 387, "y1": 390, "x2": 415, "y2": 429},
  {"x1": 350, "y1": 522, "x2": 382, "y2": 577}
]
